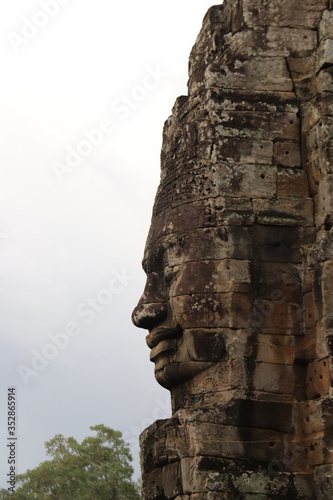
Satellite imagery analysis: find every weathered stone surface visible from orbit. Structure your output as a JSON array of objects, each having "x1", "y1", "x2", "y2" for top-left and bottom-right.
[
  {"x1": 222, "y1": 27, "x2": 317, "y2": 59},
  {"x1": 319, "y1": 10, "x2": 333, "y2": 41},
  {"x1": 240, "y1": 0, "x2": 328, "y2": 29},
  {"x1": 314, "y1": 464, "x2": 333, "y2": 500},
  {"x1": 273, "y1": 141, "x2": 302, "y2": 168},
  {"x1": 132, "y1": 0, "x2": 333, "y2": 498},
  {"x1": 277, "y1": 168, "x2": 310, "y2": 198},
  {"x1": 172, "y1": 292, "x2": 251, "y2": 329},
  {"x1": 207, "y1": 58, "x2": 294, "y2": 93},
  {"x1": 253, "y1": 197, "x2": 314, "y2": 227},
  {"x1": 256, "y1": 334, "x2": 295, "y2": 364},
  {"x1": 255, "y1": 261, "x2": 302, "y2": 303},
  {"x1": 253, "y1": 299, "x2": 303, "y2": 335},
  {"x1": 173, "y1": 260, "x2": 251, "y2": 296},
  {"x1": 306, "y1": 358, "x2": 331, "y2": 400}
]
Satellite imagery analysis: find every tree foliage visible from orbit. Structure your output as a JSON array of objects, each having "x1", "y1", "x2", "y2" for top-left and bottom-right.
[{"x1": 0, "y1": 425, "x2": 140, "y2": 500}]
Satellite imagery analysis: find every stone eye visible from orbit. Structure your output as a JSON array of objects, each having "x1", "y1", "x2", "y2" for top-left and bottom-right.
[{"x1": 164, "y1": 267, "x2": 177, "y2": 284}]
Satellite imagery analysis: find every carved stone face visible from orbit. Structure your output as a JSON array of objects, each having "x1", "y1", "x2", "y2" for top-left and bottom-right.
[
  {"x1": 131, "y1": 177, "x2": 253, "y2": 389},
  {"x1": 132, "y1": 87, "x2": 306, "y2": 393}
]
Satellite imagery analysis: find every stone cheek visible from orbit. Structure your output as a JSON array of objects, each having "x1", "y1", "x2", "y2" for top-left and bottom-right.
[{"x1": 133, "y1": 0, "x2": 333, "y2": 498}]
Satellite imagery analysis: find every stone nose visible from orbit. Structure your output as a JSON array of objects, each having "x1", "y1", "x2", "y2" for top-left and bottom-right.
[{"x1": 131, "y1": 301, "x2": 167, "y2": 330}]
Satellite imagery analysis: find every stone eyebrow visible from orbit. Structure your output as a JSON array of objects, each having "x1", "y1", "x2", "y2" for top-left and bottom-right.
[{"x1": 141, "y1": 236, "x2": 183, "y2": 274}]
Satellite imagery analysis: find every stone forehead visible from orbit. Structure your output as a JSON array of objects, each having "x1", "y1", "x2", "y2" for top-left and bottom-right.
[{"x1": 152, "y1": 160, "x2": 279, "y2": 217}]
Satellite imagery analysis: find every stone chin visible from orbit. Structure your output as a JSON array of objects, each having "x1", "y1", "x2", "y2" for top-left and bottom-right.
[
  {"x1": 150, "y1": 329, "x2": 227, "y2": 389},
  {"x1": 154, "y1": 360, "x2": 216, "y2": 390}
]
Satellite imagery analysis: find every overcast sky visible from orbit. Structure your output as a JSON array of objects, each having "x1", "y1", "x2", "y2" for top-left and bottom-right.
[{"x1": 0, "y1": 0, "x2": 217, "y2": 485}]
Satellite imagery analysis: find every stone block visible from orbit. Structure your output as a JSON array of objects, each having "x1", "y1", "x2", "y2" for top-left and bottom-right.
[
  {"x1": 306, "y1": 358, "x2": 332, "y2": 400},
  {"x1": 215, "y1": 164, "x2": 276, "y2": 199},
  {"x1": 188, "y1": 5, "x2": 225, "y2": 64},
  {"x1": 165, "y1": 421, "x2": 189, "y2": 461},
  {"x1": 273, "y1": 141, "x2": 302, "y2": 168},
  {"x1": 165, "y1": 227, "x2": 253, "y2": 266},
  {"x1": 314, "y1": 464, "x2": 333, "y2": 500},
  {"x1": 254, "y1": 225, "x2": 303, "y2": 263},
  {"x1": 310, "y1": 140, "x2": 333, "y2": 177},
  {"x1": 162, "y1": 462, "x2": 183, "y2": 498},
  {"x1": 187, "y1": 421, "x2": 285, "y2": 463},
  {"x1": 277, "y1": 169, "x2": 309, "y2": 198},
  {"x1": 299, "y1": 397, "x2": 333, "y2": 437},
  {"x1": 302, "y1": 434, "x2": 327, "y2": 467},
  {"x1": 170, "y1": 166, "x2": 220, "y2": 207},
  {"x1": 319, "y1": 10, "x2": 333, "y2": 42},
  {"x1": 253, "y1": 197, "x2": 314, "y2": 227},
  {"x1": 173, "y1": 399, "x2": 295, "y2": 433},
  {"x1": 316, "y1": 93, "x2": 333, "y2": 118},
  {"x1": 253, "y1": 298, "x2": 303, "y2": 335},
  {"x1": 304, "y1": 290, "x2": 321, "y2": 329},
  {"x1": 303, "y1": 263, "x2": 315, "y2": 294},
  {"x1": 222, "y1": 328, "x2": 254, "y2": 358},
  {"x1": 313, "y1": 231, "x2": 333, "y2": 262},
  {"x1": 168, "y1": 163, "x2": 276, "y2": 200},
  {"x1": 197, "y1": 137, "x2": 273, "y2": 165},
  {"x1": 296, "y1": 328, "x2": 316, "y2": 361},
  {"x1": 302, "y1": 104, "x2": 322, "y2": 139},
  {"x1": 252, "y1": 362, "x2": 295, "y2": 394},
  {"x1": 208, "y1": 88, "x2": 298, "y2": 114},
  {"x1": 172, "y1": 292, "x2": 252, "y2": 329},
  {"x1": 182, "y1": 330, "x2": 227, "y2": 363},
  {"x1": 215, "y1": 196, "x2": 254, "y2": 226},
  {"x1": 207, "y1": 57, "x2": 294, "y2": 92},
  {"x1": 142, "y1": 467, "x2": 164, "y2": 499},
  {"x1": 322, "y1": 261, "x2": 333, "y2": 320},
  {"x1": 185, "y1": 358, "x2": 249, "y2": 396},
  {"x1": 180, "y1": 457, "x2": 206, "y2": 494},
  {"x1": 316, "y1": 66, "x2": 333, "y2": 94},
  {"x1": 308, "y1": 116, "x2": 333, "y2": 150},
  {"x1": 314, "y1": 322, "x2": 333, "y2": 359},
  {"x1": 222, "y1": 27, "x2": 316, "y2": 59},
  {"x1": 220, "y1": 399, "x2": 294, "y2": 433},
  {"x1": 164, "y1": 200, "x2": 213, "y2": 233},
  {"x1": 171, "y1": 373, "x2": 247, "y2": 412},
  {"x1": 256, "y1": 334, "x2": 295, "y2": 364},
  {"x1": 181, "y1": 455, "x2": 307, "y2": 496},
  {"x1": 255, "y1": 261, "x2": 302, "y2": 303},
  {"x1": 292, "y1": 472, "x2": 317, "y2": 498},
  {"x1": 317, "y1": 38, "x2": 333, "y2": 69},
  {"x1": 241, "y1": 0, "x2": 327, "y2": 29},
  {"x1": 315, "y1": 175, "x2": 333, "y2": 228},
  {"x1": 214, "y1": 110, "x2": 300, "y2": 141},
  {"x1": 286, "y1": 54, "x2": 317, "y2": 77}
]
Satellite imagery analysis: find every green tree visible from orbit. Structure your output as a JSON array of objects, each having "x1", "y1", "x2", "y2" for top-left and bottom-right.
[{"x1": 0, "y1": 425, "x2": 140, "y2": 500}]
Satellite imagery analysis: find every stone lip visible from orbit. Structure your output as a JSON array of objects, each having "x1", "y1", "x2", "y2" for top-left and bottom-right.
[
  {"x1": 146, "y1": 327, "x2": 182, "y2": 349},
  {"x1": 150, "y1": 338, "x2": 179, "y2": 361}
]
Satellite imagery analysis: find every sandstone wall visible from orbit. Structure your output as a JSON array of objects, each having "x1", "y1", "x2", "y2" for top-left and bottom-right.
[{"x1": 138, "y1": 1, "x2": 333, "y2": 498}]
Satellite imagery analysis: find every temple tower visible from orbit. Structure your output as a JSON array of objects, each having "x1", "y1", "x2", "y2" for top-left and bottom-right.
[{"x1": 132, "y1": 1, "x2": 333, "y2": 498}]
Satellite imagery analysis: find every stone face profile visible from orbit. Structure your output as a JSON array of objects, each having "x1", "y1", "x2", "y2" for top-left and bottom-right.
[{"x1": 132, "y1": 0, "x2": 333, "y2": 498}]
